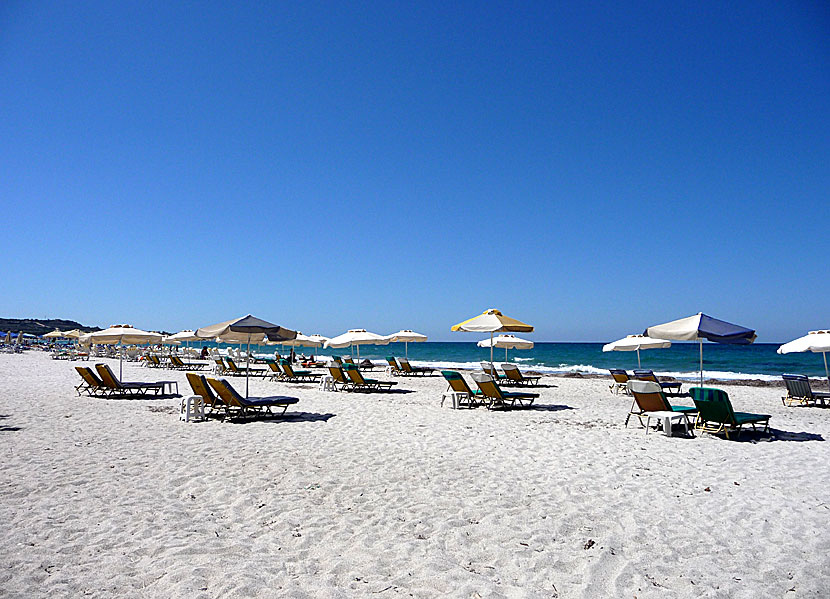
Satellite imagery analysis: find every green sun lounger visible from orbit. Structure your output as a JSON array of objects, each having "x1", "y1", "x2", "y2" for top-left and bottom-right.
[{"x1": 690, "y1": 387, "x2": 771, "y2": 439}]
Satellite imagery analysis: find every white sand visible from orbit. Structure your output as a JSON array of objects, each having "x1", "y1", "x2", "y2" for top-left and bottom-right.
[{"x1": 1, "y1": 351, "x2": 829, "y2": 598}]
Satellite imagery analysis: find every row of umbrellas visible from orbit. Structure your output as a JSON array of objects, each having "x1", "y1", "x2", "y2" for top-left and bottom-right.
[{"x1": 41, "y1": 309, "x2": 830, "y2": 394}]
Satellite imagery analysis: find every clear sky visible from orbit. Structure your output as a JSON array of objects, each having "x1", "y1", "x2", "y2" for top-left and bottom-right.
[{"x1": 1, "y1": 1, "x2": 827, "y2": 342}]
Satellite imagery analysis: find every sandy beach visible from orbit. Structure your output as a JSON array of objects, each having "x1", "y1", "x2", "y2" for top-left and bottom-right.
[{"x1": 2, "y1": 351, "x2": 829, "y2": 598}]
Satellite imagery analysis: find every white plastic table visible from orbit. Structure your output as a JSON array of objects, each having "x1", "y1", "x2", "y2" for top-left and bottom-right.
[{"x1": 645, "y1": 411, "x2": 692, "y2": 437}]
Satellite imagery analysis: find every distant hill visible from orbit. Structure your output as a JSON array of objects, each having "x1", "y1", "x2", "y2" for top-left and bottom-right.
[{"x1": 0, "y1": 318, "x2": 101, "y2": 336}]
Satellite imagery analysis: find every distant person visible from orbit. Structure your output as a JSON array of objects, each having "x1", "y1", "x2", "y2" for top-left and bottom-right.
[
  {"x1": 289, "y1": 348, "x2": 296, "y2": 363},
  {"x1": 200, "y1": 347, "x2": 209, "y2": 360}
]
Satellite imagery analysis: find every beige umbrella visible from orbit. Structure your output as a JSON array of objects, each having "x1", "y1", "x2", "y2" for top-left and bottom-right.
[
  {"x1": 81, "y1": 325, "x2": 163, "y2": 378},
  {"x1": 386, "y1": 329, "x2": 427, "y2": 359},
  {"x1": 324, "y1": 329, "x2": 390, "y2": 361},
  {"x1": 451, "y1": 308, "x2": 534, "y2": 363},
  {"x1": 778, "y1": 330, "x2": 830, "y2": 390},
  {"x1": 196, "y1": 315, "x2": 296, "y2": 397},
  {"x1": 63, "y1": 329, "x2": 83, "y2": 339},
  {"x1": 477, "y1": 334, "x2": 534, "y2": 361},
  {"x1": 602, "y1": 334, "x2": 672, "y2": 368},
  {"x1": 43, "y1": 330, "x2": 65, "y2": 339}
]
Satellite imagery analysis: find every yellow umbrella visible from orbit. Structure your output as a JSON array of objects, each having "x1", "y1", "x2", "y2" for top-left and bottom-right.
[{"x1": 451, "y1": 308, "x2": 534, "y2": 363}]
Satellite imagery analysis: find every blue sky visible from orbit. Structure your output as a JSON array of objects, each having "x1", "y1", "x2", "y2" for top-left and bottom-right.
[{"x1": 1, "y1": 1, "x2": 827, "y2": 341}]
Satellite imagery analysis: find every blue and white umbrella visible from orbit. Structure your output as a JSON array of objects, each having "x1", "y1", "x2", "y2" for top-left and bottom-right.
[{"x1": 646, "y1": 313, "x2": 756, "y2": 386}]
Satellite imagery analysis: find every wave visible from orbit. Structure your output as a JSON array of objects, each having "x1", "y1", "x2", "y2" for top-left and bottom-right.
[{"x1": 407, "y1": 359, "x2": 783, "y2": 381}]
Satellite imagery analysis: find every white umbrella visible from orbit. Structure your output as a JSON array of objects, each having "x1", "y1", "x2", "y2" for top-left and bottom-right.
[
  {"x1": 386, "y1": 329, "x2": 427, "y2": 359},
  {"x1": 81, "y1": 325, "x2": 163, "y2": 378},
  {"x1": 452, "y1": 308, "x2": 534, "y2": 363},
  {"x1": 43, "y1": 330, "x2": 65, "y2": 339},
  {"x1": 271, "y1": 332, "x2": 324, "y2": 348},
  {"x1": 645, "y1": 313, "x2": 756, "y2": 386},
  {"x1": 324, "y1": 329, "x2": 390, "y2": 361},
  {"x1": 778, "y1": 330, "x2": 830, "y2": 390},
  {"x1": 602, "y1": 334, "x2": 672, "y2": 368},
  {"x1": 196, "y1": 315, "x2": 296, "y2": 397},
  {"x1": 165, "y1": 330, "x2": 201, "y2": 342},
  {"x1": 477, "y1": 334, "x2": 534, "y2": 361}
]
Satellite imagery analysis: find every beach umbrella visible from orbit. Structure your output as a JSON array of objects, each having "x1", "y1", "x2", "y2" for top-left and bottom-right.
[
  {"x1": 63, "y1": 329, "x2": 83, "y2": 339},
  {"x1": 164, "y1": 330, "x2": 202, "y2": 355},
  {"x1": 324, "y1": 329, "x2": 390, "y2": 361},
  {"x1": 777, "y1": 330, "x2": 830, "y2": 390},
  {"x1": 645, "y1": 313, "x2": 756, "y2": 386},
  {"x1": 2, "y1": 331, "x2": 10, "y2": 344},
  {"x1": 602, "y1": 334, "x2": 672, "y2": 368},
  {"x1": 451, "y1": 308, "x2": 534, "y2": 363},
  {"x1": 477, "y1": 334, "x2": 534, "y2": 361},
  {"x1": 196, "y1": 315, "x2": 296, "y2": 397},
  {"x1": 81, "y1": 325, "x2": 163, "y2": 378},
  {"x1": 386, "y1": 329, "x2": 427, "y2": 359},
  {"x1": 43, "y1": 330, "x2": 64, "y2": 339},
  {"x1": 271, "y1": 332, "x2": 324, "y2": 348}
]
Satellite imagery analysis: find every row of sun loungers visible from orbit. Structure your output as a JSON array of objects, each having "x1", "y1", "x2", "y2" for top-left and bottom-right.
[
  {"x1": 186, "y1": 373, "x2": 299, "y2": 420},
  {"x1": 608, "y1": 369, "x2": 683, "y2": 395},
  {"x1": 625, "y1": 379, "x2": 770, "y2": 439},
  {"x1": 75, "y1": 364, "x2": 177, "y2": 398},
  {"x1": 441, "y1": 370, "x2": 539, "y2": 410}
]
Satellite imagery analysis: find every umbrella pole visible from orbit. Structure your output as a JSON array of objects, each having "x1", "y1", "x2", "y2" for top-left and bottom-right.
[
  {"x1": 120, "y1": 343, "x2": 124, "y2": 379},
  {"x1": 246, "y1": 334, "x2": 251, "y2": 398},
  {"x1": 490, "y1": 332, "x2": 494, "y2": 364},
  {"x1": 824, "y1": 351, "x2": 829, "y2": 391},
  {"x1": 505, "y1": 346, "x2": 508, "y2": 361},
  {"x1": 637, "y1": 348, "x2": 641, "y2": 369},
  {"x1": 405, "y1": 341, "x2": 408, "y2": 359},
  {"x1": 699, "y1": 340, "x2": 703, "y2": 388}
]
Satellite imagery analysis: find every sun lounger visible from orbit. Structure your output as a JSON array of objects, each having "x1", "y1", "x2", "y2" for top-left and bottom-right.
[
  {"x1": 75, "y1": 366, "x2": 110, "y2": 397},
  {"x1": 398, "y1": 357, "x2": 434, "y2": 376},
  {"x1": 95, "y1": 363, "x2": 175, "y2": 397},
  {"x1": 186, "y1": 372, "x2": 226, "y2": 417},
  {"x1": 690, "y1": 387, "x2": 771, "y2": 439},
  {"x1": 480, "y1": 362, "x2": 508, "y2": 381},
  {"x1": 470, "y1": 372, "x2": 538, "y2": 409},
  {"x1": 327, "y1": 365, "x2": 353, "y2": 391},
  {"x1": 386, "y1": 357, "x2": 403, "y2": 375},
  {"x1": 626, "y1": 380, "x2": 696, "y2": 428},
  {"x1": 342, "y1": 363, "x2": 397, "y2": 391},
  {"x1": 633, "y1": 369, "x2": 682, "y2": 396},
  {"x1": 206, "y1": 377, "x2": 299, "y2": 419},
  {"x1": 213, "y1": 358, "x2": 227, "y2": 375},
  {"x1": 144, "y1": 354, "x2": 163, "y2": 368},
  {"x1": 500, "y1": 363, "x2": 541, "y2": 386},
  {"x1": 279, "y1": 359, "x2": 322, "y2": 382},
  {"x1": 440, "y1": 370, "x2": 483, "y2": 408},
  {"x1": 608, "y1": 369, "x2": 630, "y2": 395},
  {"x1": 170, "y1": 355, "x2": 208, "y2": 371},
  {"x1": 224, "y1": 357, "x2": 268, "y2": 377},
  {"x1": 782, "y1": 374, "x2": 830, "y2": 407}
]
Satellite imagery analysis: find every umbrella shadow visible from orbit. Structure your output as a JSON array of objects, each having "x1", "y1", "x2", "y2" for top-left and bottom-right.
[
  {"x1": 526, "y1": 404, "x2": 573, "y2": 412},
  {"x1": 709, "y1": 428, "x2": 824, "y2": 443},
  {"x1": 231, "y1": 411, "x2": 336, "y2": 424}
]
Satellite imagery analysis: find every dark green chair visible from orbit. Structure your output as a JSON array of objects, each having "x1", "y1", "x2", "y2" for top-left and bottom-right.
[{"x1": 690, "y1": 387, "x2": 771, "y2": 439}]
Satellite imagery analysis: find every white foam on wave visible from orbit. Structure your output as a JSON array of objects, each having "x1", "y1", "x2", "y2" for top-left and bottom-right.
[{"x1": 412, "y1": 359, "x2": 784, "y2": 381}]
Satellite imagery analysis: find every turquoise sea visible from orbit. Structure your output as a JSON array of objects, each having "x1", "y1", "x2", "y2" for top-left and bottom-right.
[{"x1": 196, "y1": 341, "x2": 829, "y2": 383}]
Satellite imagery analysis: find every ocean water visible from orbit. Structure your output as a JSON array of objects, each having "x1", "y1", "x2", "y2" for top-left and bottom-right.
[{"x1": 200, "y1": 341, "x2": 829, "y2": 382}]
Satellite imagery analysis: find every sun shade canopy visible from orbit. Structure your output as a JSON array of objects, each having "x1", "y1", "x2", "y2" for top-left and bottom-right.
[
  {"x1": 196, "y1": 315, "x2": 296, "y2": 344},
  {"x1": 603, "y1": 334, "x2": 672, "y2": 352},
  {"x1": 778, "y1": 330, "x2": 830, "y2": 354},
  {"x1": 645, "y1": 313, "x2": 756, "y2": 344},
  {"x1": 451, "y1": 309, "x2": 534, "y2": 333}
]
